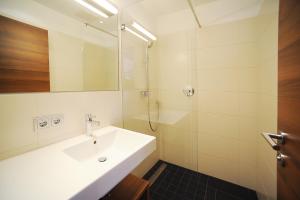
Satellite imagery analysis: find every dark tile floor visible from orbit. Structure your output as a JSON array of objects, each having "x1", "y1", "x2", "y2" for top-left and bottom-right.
[{"x1": 144, "y1": 161, "x2": 257, "y2": 200}]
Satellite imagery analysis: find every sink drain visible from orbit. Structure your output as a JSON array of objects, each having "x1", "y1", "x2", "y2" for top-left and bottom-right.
[{"x1": 98, "y1": 157, "x2": 107, "y2": 162}]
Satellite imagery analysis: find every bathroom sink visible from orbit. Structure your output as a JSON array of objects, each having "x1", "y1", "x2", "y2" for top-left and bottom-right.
[
  {"x1": 0, "y1": 126, "x2": 156, "y2": 200},
  {"x1": 63, "y1": 130, "x2": 119, "y2": 162},
  {"x1": 63, "y1": 127, "x2": 154, "y2": 162}
]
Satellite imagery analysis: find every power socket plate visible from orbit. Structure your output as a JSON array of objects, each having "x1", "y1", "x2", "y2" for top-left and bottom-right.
[
  {"x1": 51, "y1": 114, "x2": 64, "y2": 128},
  {"x1": 36, "y1": 117, "x2": 50, "y2": 129}
]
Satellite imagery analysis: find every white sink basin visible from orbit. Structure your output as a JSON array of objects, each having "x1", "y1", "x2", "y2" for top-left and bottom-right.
[
  {"x1": 0, "y1": 126, "x2": 156, "y2": 200},
  {"x1": 64, "y1": 130, "x2": 119, "y2": 162}
]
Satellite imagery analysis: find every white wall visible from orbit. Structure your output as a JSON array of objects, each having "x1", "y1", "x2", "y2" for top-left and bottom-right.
[
  {"x1": 154, "y1": 1, "x2": 278, "y2": 192},
  {"x1": 156, "y1": 15, "x2": 260, "y2": 189},
  {"x1": 0, "y1": 0, "x2": 122, "y2": 160},
  {"x1": 256, "y1": 1, "x2": 279, "y2": 199}
]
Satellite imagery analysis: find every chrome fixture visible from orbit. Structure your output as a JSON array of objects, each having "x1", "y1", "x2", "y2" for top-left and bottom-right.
[
  {"x1": 85, "y1": 114, "x2": 100, "y2": 137},
  {"x1": 141, "y1": 90, "x2": 151, "y2": 97},
  {"x1": 261, "y1": 131, "x2": 287, "y2": 167},
  {"x1": 98, "y1": 156, "x2": 107, "y2": 162},
  {"x1": 122, "y1": 22, "x2": 159, "y2": 131},
  {"x1": 277, "y1": 152, "x2": 286, "y2": 167},
  {"x1": 186, "y1": 0, "x2": 202, "y2": 28},
  {"x1": 145, "y1": 42, "x2": 159, "y2": 132},
  {"x1": 262, "y1": 132, "x2": 286, "y2": 150},
  {"x1": 183, "y1": 85, "x2": 195, "y2": 97}
]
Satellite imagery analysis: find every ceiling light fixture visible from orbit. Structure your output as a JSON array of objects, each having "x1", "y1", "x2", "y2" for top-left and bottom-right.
[
  {"x1": 73, "y1": 0, "x2": 108, "y2": 18},
  {"x1": 124, "y1": 26, "x2": 148, "y2": 42},
  {"x1": 92, "y1": 0, "x2": 118, "y2": 15},
  {"x1": 132, "y1": 22, "x2": 157, "y2": 41}
]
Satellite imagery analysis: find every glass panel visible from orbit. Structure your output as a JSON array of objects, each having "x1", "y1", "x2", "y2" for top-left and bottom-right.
[
  {"x1": 155, "y1": 29, "x2": 198, "y2": 171},
  {"x1": 15, "y1": 0, "x2": 120, "y2": 92},
  {"x1": 121, "y1": 6, "x2": 198, "y2": 173},
  {"x1": 121, "y1": 22, "x2": 160, "y2": 177},
  {"x1": 49, "y1": 30, "x2": 118, "y2": 92}
]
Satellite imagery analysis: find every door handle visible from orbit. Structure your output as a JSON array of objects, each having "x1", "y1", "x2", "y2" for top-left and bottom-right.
[
  {"x1": 277, "y1": 152, "x2": 286, "y2": 167},
  {"x1": 261, "y1": 132, "x2": 286, "y2": 150}
]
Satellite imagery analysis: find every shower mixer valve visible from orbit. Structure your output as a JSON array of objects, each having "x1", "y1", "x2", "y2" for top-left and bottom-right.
[
  {"x1": 183, "y1": 86, "x2": 195, "y2": 97},
  {"x1": 141, "y1": 90, "x2": 151, "y2": 97}
]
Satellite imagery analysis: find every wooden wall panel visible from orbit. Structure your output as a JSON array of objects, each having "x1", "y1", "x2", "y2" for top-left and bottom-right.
[
  {"x1": 278, "y1": 0, "x2": 300, "y2": 199},
  {"x1": 0, "y1": 15, "x2": 50, "y2": 93}
]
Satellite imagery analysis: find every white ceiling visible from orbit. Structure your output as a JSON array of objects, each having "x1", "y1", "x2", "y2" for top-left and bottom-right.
[
  {"x1": 125, "y1": 0, "x2": 264, "y2": 27},
  {"x1": 128, "y1": 0, "x2": 189, "y2": 17},
  {"x1": 33, "y1": 0, "x2": 118, "y2": 33},
  {"x1": 194, "y1": 0, "x2": 263, "y2": 26},
  {"x1": 34, "y1": 0, "x2": 265, "y2": 34}
]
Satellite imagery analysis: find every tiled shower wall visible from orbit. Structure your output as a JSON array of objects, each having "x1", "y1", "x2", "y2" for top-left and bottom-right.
[
  {"x1": 155, "y1": 1, "x2": 278, "y2": 196},
  {"x1": 156, "y1": 17, "x2": 261, "y2": 189},
  {"x1": 156, "y1": 30, "x2": 198, "y2": 171},
  {"x1": 195, "y1": 17, "x2": 260, "y2": 190}
]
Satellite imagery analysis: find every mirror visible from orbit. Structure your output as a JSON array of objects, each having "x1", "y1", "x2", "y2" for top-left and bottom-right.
[
  {"x1": 36, "y1": 0, "x2": 119, "y2": 92},
  {"x1": 49, "y1": 29, "x2": 118, "y2": 92},
  {"x1": 0, "y1": 0, "x2": 119, "y2": 93}
]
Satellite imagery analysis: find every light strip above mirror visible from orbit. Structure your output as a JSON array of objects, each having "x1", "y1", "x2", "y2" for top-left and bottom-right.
[
  {"x1": 73, "y1": 0, "x2": 108, "y2": 18},
  {"x1": 132, "y1": 22, "x2": 157, "y2": 41},
  {"x1": 122, "y1": 25, "x2": 148, "y2": 42},
  {"x1": 92, "y1": 0, "x2": 118, "y2": 15}
]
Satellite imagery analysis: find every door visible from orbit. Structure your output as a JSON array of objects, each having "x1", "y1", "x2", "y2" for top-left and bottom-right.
[{"x1": 278, "y1": 0, "x2": 300, "y2": 199}]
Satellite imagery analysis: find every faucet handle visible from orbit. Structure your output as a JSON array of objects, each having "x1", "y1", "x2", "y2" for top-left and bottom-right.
[{"x1": 86, "y1": 114, "x2": 96, "y2": 121}]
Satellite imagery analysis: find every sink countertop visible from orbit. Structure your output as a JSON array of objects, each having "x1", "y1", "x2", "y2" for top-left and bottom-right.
[{"x1": 0, "y1": 126, "x2": 156, "y2": 200}]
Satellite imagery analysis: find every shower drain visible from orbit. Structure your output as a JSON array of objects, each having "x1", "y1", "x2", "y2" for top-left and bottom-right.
[{"x1": 98, "y1": 157, "x2": 107, "y2": 162}]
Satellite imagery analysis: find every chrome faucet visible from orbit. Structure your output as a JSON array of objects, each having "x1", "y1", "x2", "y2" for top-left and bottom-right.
[{"x1": 85, "y1": 114, "x2": 100, "y2": 137}]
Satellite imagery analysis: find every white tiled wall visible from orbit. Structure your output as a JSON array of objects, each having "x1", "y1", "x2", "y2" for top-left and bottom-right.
[
  {"x1": 155, "y1": 1, "x2": 278, "y2": 192},
  {"x1": 256, "y1": 0, "x2": 279, "y2": 199},
  {"x1": 0, "y1": 0, "x2": 123, "y2": 160},
  {"x1": 0, "y1": 92, "x2": 122, "y2": 160},
  {"x1": 155, "y1": 28, "x2": 198, "y2": 171},
  {"x1": 0, "y1": 0, "x2": 279, "y2": 197},
  {"x1": 155, "y1": 17, "x2": 260, "y2": 189}
]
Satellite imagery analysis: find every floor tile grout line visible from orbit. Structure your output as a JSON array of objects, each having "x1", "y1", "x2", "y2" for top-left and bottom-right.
[
  {"x1": 214, "y1": 189, "x2": 217, "y2": 200},
  {"x1": 149, "y1": 161, "x2": 257, "y2": 200},
  {"x1": 183, "y1": 170, "x2": 192, "y2": 196},
  {"x1": 208, "y1": 184, "x2": 247, "y2": 200},
  {"x1": 192, "y1": 173, "x2": 202, "y2": 200},
  {"x1": 203, "y1": 176, "x2": 208, "y2": 200}
]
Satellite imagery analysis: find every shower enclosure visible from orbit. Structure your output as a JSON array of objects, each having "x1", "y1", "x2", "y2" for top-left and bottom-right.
[
  {"x1": 121, "y1": 0, "x2": 279, "y2": 199},
  {"x1": 121, "y1": 10, "x2": 198, "y2": 175}
]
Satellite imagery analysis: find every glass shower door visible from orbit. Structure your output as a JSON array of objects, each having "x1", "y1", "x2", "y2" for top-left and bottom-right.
[
  {"x1": 121, "y1": 25, "x2": 160, "y2": 177},
  {"x1": 156, "y1": 29, "x2": 198, "y2": 171},
  {"x1": 121, "y1": 4, "x2": 199, "y2": 174}
]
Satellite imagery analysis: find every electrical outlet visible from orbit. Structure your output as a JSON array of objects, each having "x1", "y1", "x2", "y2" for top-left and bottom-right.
[
  {"x1": 51, "y1": 114, "x2": 64, "y2": 128},
  {"x1": 36, "y1": 117, "x2": 50, "y2": 129}
]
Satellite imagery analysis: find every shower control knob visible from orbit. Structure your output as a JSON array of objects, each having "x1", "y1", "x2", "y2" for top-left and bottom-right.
[{"x1": 183, "y1": 86, "x2": 195, "y2": 97}]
